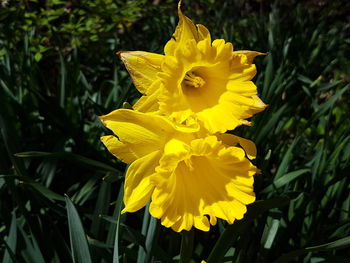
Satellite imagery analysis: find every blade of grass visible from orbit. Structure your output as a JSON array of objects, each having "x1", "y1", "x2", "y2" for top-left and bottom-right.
[
  {"x1": 15, "y1": 151, "x2": 120, "y2": 173},
  {"x1": 2, "y1": 241, "x2": 20, "y2": 263},
  {"x1": 112, "y1": 183, "x2": 124, "y2": 263},
  {"x1": 261, "y1": 169, "x2": 310, "y2": 194},
  {"x1": 18, "y1": 226, "x2": 45, "y2": 263},
  {"x1": 65, "y1": 195, "x2": 92, "y2": 263},
  {"x1": 143, "y1": 216, "x2": 158, "y2": 263},
  {"x1": 59, "y1": 53, "x2": 66, "y2": 108},
  {"x1": 310, "y1": 84, "x2": 349, "y2": 122},
  {"x1": 274, "y1": 137, "x2": 300, "y2": 180},
  {"x1": 179, "y1": 230, "x2": 194, "y2": 263},
  {"x1": 137, "y1": 203, "x2": 151, "y2": 263},
  {"x1": 72, "y1": 177, "x2": 99, "y2": 205},
  {"x1": 261, "y1": 217, "x2": 280, "y2": 249},
  {"x1": 273, "y1": 236, "x2": 350, "y2": 263},
  {"x1": 207, "y1": 197, "x2": 290, "y2": 263},
  {"x1": 91, "y1": 181, "x2": 111, "y2": 239},
  {"x1": 255, "y1": 104, "x2": 288, "y2": 144},
  {"x1": 2, "y1": 212, "x2": 17, "y2": 263},
  {"x1": 27, "y1": 181, "x2": 65, "y2": 201}
]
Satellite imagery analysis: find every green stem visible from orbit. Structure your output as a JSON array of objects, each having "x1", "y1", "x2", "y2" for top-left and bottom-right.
[{"x1": 179, "y1": 230, "x2": 194, "y2": 263}]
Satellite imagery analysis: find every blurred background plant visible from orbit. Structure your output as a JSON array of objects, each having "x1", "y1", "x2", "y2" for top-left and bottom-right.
[{"x1": 1, "y1": 0, "x2": 350, "y2": 262}]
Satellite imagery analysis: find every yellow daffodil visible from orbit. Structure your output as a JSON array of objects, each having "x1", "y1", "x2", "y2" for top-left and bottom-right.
[
  {"x1": 118, "y1": 3, "x2": 266, "y2": 133},
  {"x1": 100, "y1": 109, "x2": 258, "y2": 232}
]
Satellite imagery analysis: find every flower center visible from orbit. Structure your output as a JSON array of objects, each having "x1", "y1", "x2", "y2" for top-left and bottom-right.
[{"x1": 182, "y1": 71, "x2": 205, "y2": 89}]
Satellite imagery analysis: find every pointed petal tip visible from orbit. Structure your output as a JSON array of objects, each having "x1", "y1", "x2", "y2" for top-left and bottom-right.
[
  {"x1": 116, "y1": 51, "x2": 128, "y2": 59},
  {"x1": 98, "y1": 115, "x2": 107, "y2": 124},
  {"x1": 116, "y1": 51, "x2": 133, "y2": 59},
  {"x1": 256, "y1": 51, "x2": 268, "y2": 56},
  {"x1": 178, "y1": 0, "x2": 182, "y2": 12},
  {"x1": 100, "y1": 135, "x2": 113, "y2": 143},
  {"x1": 177, "y1": 0, "x2": 185, "y2": 19}
]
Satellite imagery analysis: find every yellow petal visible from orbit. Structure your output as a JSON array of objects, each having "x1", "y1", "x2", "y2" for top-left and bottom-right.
[
  {"x1": 226, "y1": 81, "x2": 258, "y2": 96},
  {"x1": 133, "y1": 80, "x2": 162, "y2": 113},
  {"x1": 197, "y1": 24, "x2": 211, "y2": 42},
  {"x1": 118, "y1": 51, "x2": 164, "y2": 94},
  {"x1": 100, "y1": 135, "x2": 137, "y2": 164},
  {"x1": 100, "y1": 109, "x2": 173, "y2": 159},
  {"x1": 196, "y1": 102, "x2": 245, "y2": 133},
  {"x1": 233, "y1": 50, "x2": 267, "y2": 63},
  {"x1": 216, "y1": 133, "x2": 257, "y2": 159},
  {"x1": 164, "y1": 1, "x2": 199, "y2": 56},
  {"x1": 212, "y1": 39, "x2": 233, "y2": 61},
  {"x1": 122, "y1": 150, "x2": 161, "y2": 213},
  {"x1": 229, "y1": 56, "x2": 257, "y2": 81}
]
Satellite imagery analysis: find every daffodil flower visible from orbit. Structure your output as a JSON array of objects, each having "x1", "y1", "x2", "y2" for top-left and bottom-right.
[
  {"x1": 119, "y1": 3, "x2": 266, "y2": 133},
  {"x1": 100, "y1": 109, "x2": 258, "y2": 232}
]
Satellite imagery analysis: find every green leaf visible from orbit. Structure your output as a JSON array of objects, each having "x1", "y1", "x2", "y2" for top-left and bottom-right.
[
  {"x1": 15, "y1": 151, "x2": 119, "y2": 173},
  {"x1": 298, "y1": 74, "x2": 313, "y2": 84},
  {"x1": 59, "y1": 53, "x2": 66, "y2": 107},
  {"x1": 318, "y1": 80, "x2": 342, "y2": 91},
  {"x1": 112, "y1": 183, "x2": 125, "y2": 263},
  {"x1": 18, "y1": 226, "x2": 45, "y2": 263},
  {"x1": 139, "y1": 216, "x2": 158, "y2": 263},
  {"x1": 207, "y1": 197, "x2": 290, "y2": 263},
  {"x1": 2, "y1": 241, "x2": 20, "y2": 263},
  {"x1": 261, "y1": 217, "x2": 280, "y2": 249},
  {"x1": 310, "y1": 84, "x2": 349, "y2": 122},
  {"x1": 274, "y1": 138, "x2": 300, "y2": 180},
  {"x1": 255, "y1": 104, "x2": 288, "y2": 144},
  {"x1": 137, "y1": 203, "x2": 151, "y2": 263},
  {"x1": 90, "y1": 181, "x2": 111, "y2": 238},
  {"x1": 27, "y1": 182, "x2": 65, "y2": 201},
  {"x1": 120, "y1": 224, "x2": 146, "y2": 250},
  {"x1": 2, "y1": 212, "x2": 17, "y2": 263},
  {"x1": 65, "y1": 195, "x2": 92, "y2": 263},
  {"x1": 273, "y1": 236, "x2": 350, "y2": 263},
  {"x1": 71, "y1": 177, "x2": 99, "y2": 205},
  {"x1": 261, "y1": 169, "x2": 310, "y2": 194},
  {"x1": 103, "y1": 172, "x2": 120, "y2": 183},
  {"x1": 0, "y1": 106, "x2": 27, "y2": 177},
  {"x1": 179, "y1": 230, "x2": 194, "y2": 263},
  {"x1": 262, "y1": 54, "x2": 274, "y2": 101}
]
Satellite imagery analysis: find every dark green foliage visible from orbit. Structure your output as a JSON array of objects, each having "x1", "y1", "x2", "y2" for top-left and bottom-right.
[{"x1": 1, "y1": 0, "x2": 350, "y2": 262}]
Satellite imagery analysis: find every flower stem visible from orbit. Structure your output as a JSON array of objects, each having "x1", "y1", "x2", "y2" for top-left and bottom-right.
[{"x1": 179, "y1": 230, "x2": 194, "y2": 263}]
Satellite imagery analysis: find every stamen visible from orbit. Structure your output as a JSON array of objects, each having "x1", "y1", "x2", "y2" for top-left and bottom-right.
[{"x1": 183, "y1": 71, "x2": 205, "y2": 88}]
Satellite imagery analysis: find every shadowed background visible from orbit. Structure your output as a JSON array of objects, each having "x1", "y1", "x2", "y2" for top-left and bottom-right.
[{"x1": 1, "y1": 0, "x2": 350, "y2": 262}]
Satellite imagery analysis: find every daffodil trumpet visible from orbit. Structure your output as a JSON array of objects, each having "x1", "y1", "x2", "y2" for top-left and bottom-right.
[{"x1": 100, "y1": 109, "x2": 258, "y2": 232}]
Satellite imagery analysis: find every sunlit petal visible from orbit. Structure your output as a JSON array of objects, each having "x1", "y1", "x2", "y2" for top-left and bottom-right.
[
  {"x1": 100, "y1": 109, "x2": 172, "y2": 159},
  {"x1": 122, "y1": 150, "x2": 161, "y2": 213},
  {"x1": 118, "y1": 51, "x2": 164, "y2": 94},
  {"x1": 150, "y1": 136, "x2": 257, "y2": 232}
]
